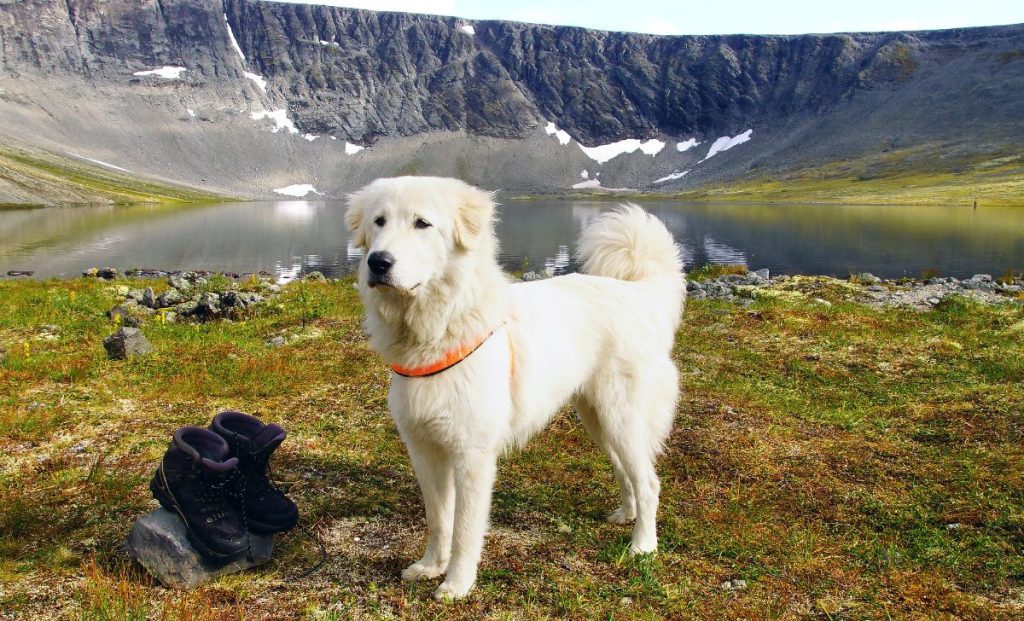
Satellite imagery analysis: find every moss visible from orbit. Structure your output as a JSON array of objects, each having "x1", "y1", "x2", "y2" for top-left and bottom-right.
[{"x1": 0, "y1": 145, "x2": 230, "y2": 206}]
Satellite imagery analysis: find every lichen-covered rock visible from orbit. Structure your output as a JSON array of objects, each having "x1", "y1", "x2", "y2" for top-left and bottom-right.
[
  {"x1": 157, "y1": 289, "x2": 183, "y2": 308},
  {"x1": 126, "y1": 509, "x2": 273, "y2": 589},
  {"x1": 103, "y1": 327, "x2": 152, "y2": 359}
]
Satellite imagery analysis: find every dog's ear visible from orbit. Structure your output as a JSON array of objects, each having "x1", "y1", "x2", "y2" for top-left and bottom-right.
[
  {"x1": 345, "y1": 190, "x2": 368, "y2": 249},
  {"x1": 454, "y1": 185, "x2": 496, "y2": 251}
]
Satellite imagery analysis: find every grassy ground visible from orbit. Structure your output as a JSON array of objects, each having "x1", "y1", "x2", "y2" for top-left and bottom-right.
[
  {"x1": 512, "y1": 147, "x2": 1024, "y2": 207},
  {"x1": 1, "y1": 276, "x2": 1022, "y2": 619},
  {"x1": 0, "y1": 144, "x2": 227, "y2": 209}
]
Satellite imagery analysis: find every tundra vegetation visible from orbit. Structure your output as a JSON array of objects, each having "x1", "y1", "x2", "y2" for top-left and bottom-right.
[{"x1": 0, "y1": 274, "x2": 1022, "y2": 619}]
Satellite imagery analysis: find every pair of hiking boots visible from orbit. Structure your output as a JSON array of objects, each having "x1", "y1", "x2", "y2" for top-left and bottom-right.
[{"x1": 150, "y1": 411, "x2": 298, "y2": 563}]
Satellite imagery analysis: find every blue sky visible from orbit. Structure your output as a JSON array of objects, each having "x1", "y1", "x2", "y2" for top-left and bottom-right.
[{"x1": 267, "y1": 0, "x2": 1024, "y2": 34}]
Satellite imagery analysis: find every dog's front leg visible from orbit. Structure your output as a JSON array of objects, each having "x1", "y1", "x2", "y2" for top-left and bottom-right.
[
  {"x1": 402, "y1": 437, "x2": 455, "y2": 581},
  {"x1": 433, "y1": 449, "x2": 497, "y2": 600}
]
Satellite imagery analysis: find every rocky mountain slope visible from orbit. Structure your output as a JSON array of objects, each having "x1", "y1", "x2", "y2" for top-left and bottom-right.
[{"x1": 0, "y1": 0, "x2": 1022, "y2": 203}]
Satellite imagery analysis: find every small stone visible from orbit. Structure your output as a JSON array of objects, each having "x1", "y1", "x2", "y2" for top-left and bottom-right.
[
  {"x1": 867, "y1": 285, "x2": 886, "y2": 292},
  {"x1": 971, "y1": 274, "x2": 993, "y2": 282},
  {"x1": 126, "y1": 508, "x2": 273, "y2": 589},
  {"x1": 855, "y1": 272, "x2": 881, "y2": 284},
  {"x1": 813, "y1": 298, "x2": 832, "y2": 307},
  {"x1": 522, "y1": 271, "x2": 542, "y2": 282},
  {"x1": 141, "y1": 288, "x2": 158, "y2": 309},
  {"x1": 620, "y1": 596, "x2": 633, "y2": 606},
  {"x1": 927, "y1": 297, "x2": 941, "y2": 306},
  {"x1": 304, "y1": 271, "x2": 326, "y2": 281},
  {"x1": 127, "y1": 289, "x2": 146, "y2": 302},
  {"x1": 97, "y1": 267, "x2": 119, "y2": 280},
  {"x1": 157, "y1": 289, "x2": 183, "y2": 308},
  {"x1": 6, "y1": 270, "x2": 34, "y2": 277},
  {"x1": 115, "y1": 285, "x2": 131, "y2": 296},
  {"x1": 265, "y1": 336, "x2": 286, "y2": 348},
  {"x1": 732, "y1": 579, "x2": 748, "y2": 589},
  {"x1": 946, "y1": 523, "x2": 962, "y2": 530},
  {"x1": 267, "y1": 284, "x2": 281, "y2": 294},
  {"x1": 40, "y1": 324, "x2": 60, "y2": 333},
  {"x1": 103, "y1": 327, "x2": 153, "y2": 359},
  {"x1": 754, "y1": 268, "x2": 770, "y2": 280}
]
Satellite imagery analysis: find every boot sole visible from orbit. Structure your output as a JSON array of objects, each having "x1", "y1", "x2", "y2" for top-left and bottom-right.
[{"x1": 150, "y1": 470, "x2": 250, "y2": 564}]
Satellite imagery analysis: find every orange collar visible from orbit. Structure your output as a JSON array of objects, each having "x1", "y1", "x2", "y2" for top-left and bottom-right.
[{"x1": 392, "y1": 324, "x2": 512, "y2": 378}]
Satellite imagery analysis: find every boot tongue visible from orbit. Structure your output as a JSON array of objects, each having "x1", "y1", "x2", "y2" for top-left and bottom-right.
[
  {"x1": 201, "y1": 456, "x2": 239, "y2": 472},
  {"x1": 250, "y1": 423, "x2": 286, "y2": 454}
]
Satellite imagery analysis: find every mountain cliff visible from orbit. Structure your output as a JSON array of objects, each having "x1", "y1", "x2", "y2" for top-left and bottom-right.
[{"x1": 1, "y1": 0, "x2": 1022, "y2": 203}]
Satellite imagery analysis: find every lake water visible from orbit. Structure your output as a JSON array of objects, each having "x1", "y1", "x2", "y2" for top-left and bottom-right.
[{"x1": 1, "y1": 200, "x2": 1021, "y2": 281}]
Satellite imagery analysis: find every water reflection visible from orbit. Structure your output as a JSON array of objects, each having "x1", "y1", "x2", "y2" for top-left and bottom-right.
[{"x1": 1, "y1": 199, "x2": 1021, "y2": 280}]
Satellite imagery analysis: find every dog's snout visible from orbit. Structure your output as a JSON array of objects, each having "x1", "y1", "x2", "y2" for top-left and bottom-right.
[{"x1": 367, "y1": 251, "x2": 395, "y2": 276}]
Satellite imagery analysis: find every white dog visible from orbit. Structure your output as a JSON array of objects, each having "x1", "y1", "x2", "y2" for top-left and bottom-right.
[{"x1": 345, "y1": 176, "x2": 685, "y2": 599}]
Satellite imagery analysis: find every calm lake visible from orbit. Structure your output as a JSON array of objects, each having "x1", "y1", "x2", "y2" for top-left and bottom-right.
[{"x1": 1, "y1": 200, "x2": 1021, "y2": 281}]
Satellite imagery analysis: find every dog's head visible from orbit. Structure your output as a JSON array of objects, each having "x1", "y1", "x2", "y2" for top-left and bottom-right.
[{"x1": 345, "y1": 176, "x2": 496, "y2": 296}]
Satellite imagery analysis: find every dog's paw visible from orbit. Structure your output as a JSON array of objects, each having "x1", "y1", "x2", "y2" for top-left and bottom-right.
[
  {"x1": 433, "y1": 579, "x2": 474, "y2": 601},
  {"x1": 628, "y1": 539, "x2": 658, "y2": 556},
  {"x1": 402, "y1": 560, "x2": 448, "y2": 581},
  {"x1": 606, "y1": 506, "x2": 636, "y2": 524}
]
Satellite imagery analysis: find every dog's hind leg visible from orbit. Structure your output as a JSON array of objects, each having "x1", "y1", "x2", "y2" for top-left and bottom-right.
[
  {"x1": 590, "y1": 360, "x2": 678, "y2": 555},
  {"x1": 402, "y1": 437, "x2": 455, "y2": 581},
  {"x1": 434, "y1": 449, "x2": 498, "y2": 600},
  {"x1": 574, "y1": 395, "x2": 636, "y2": 524}
]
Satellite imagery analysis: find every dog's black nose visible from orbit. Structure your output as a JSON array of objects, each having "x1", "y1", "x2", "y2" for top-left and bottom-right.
[{"x1": 367, "y1": 251, "x2": 395, "y2": 276}]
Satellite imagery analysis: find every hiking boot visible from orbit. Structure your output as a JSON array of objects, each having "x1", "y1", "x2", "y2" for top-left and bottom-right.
[
  {"x1": 150, "y1": 427, "x2": 250, "y2": 562},
  {"x1": 210, "y1": 411, "x2": 299, "y2": 534}
]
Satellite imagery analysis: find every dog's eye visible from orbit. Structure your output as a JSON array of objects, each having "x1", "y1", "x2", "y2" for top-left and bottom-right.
[
  {"x1": 414, "y1": 218, "x2": 432, "y2": 229},
  {"x1": 374, "y1": 216, "x2": 386, "y2": 227}
]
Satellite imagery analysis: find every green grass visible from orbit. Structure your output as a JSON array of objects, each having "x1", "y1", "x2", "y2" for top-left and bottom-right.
[
  {"x1": 1, "y1": 276, "x2": 1022, "y2": 619},
  {"x1": 664, "y1": 147, "x2": 1024, "y2": 207},
  {"x1": 0, "y1": 144, "x2": 228, "y2": 207}
]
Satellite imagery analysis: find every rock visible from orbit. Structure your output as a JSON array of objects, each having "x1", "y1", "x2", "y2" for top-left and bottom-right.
[
  {"x1": 754, "y1": 268, "x2": 770, "y2": 280},
  {"x1": 303, "y1": 271, "x2": 326, "y2": 281},
  {"x1": 971, "y1": 274, "x2": 993, "y2": 282},
  {"x1": 813, "y1": 297, "x2": 832, "y2": 307},
  {"x1": 126, "y1": 508, "x2": 273, "y2": 589},
  {"x1": 115, "y1": 285, "x2": 130, "y2": 296},
  {"x1": 103, "y1": 327, "x2": 153, "y2": 359},
  {"x1": 168, "y1": 275, "x2": 191, "y2": 292},
  {"x1": 107, "y1": 305, "x2": 141, "y2": 327},
  {"x1": 521, "y1": 271, "x2": 542, "y2": 281},
  {"x1": 175, "y1": 300, "x2": 200, "y2": 316},
  {"x1": 127, "y1": 288, "x2": 146, "y2": 302},
  {"x1": 157, "y1": 289, "x2": 183, "y2": 307},
  {"x1": 267, "y1": 284, "x2": 282, "y2": 294},
  {"x1": 265, "y1": 336, "x2": 286, "y2": 348},
  {"x1": 97, "y1": 267, "x2": 119, "y2": 280},
  {"x1": 927, "y1": 297, "x2": 941, "y2": 306},
  {"x1": 195, "y1": 292, "x2": 221, "y2": 317},
  {"x1": 6, "y1": 270, "x2": 34, "y2": 277},
  {"x1": 867, "y1": 284, "x2": 886, "y2": 292},
  {"x1": 855, "y1": 272, "x2": 881, "y2": 284},
  {"x1": 141, "y1": 288, "x2": 158, "y2": 308}
]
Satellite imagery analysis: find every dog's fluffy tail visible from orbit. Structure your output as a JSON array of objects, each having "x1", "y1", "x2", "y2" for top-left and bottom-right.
[{"x1": 577, "y1": 204, "x2": 683, "y2": 282}]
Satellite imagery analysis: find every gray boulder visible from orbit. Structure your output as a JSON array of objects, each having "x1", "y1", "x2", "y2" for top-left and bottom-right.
[
  {"x1": 141, "y1": 288, "x2": 158, "y2": 308},
  {"x1": 196, "y1": 292, "x2": 221, "y2": 317},
  {"x1": 126, "y1": 508, "x2": 273, "y2": 589},
  {"x1": 157, "y1": 288, "x2": 183, "y2": 308},
  {"x1": 103, "y1": 327, "x2": 152, "y2": 359},
  {"x1": 175, "y1": 300, "x2": 200, "y2": 316},
  {"x1": 168, "y1": 275, "x2": 191, "y2": 292}
]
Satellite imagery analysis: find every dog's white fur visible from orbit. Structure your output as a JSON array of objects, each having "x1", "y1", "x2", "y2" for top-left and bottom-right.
[{"x1": 346, "y1": 176, "x2": 685, "y2": 599}]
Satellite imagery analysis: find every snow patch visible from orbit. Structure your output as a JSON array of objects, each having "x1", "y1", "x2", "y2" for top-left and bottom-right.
[
  {"x1": 577, "y1": 139, "x2": 666, "y2": 164},
  {"x1": 345, "y1": 142, "x2": 365, "y2": 155},
  {"x1": 572, "y1": 179, "x2": 601, "y2": 189},
  {"x1": 303, "y1": 133, "x2": 319, "y2": 142},
  {"x1": 676, "y1": 138, "x2": 700, "y2": 152},
  {"x1": 544, "y1": 122, "x2": 571, "y2": 146},
  {"x1": 224, "y1": 13, "x2": 246, "y2": 63},
  {"x1": 67, "y1": 152, "x2": 130, "y2": 173},
  {"x1": 187, "y1": 108, "x2": 196, "y2": 117},
  {"x1": 251, "y1": 109, "x2": 299, "y2": 134},
  {"x1": 133, "y1": 66, "x2": 187, "y2": 79},
  {"x1": 459, "y1": 24, "x2": 475, "y2": 35},
  {"x1": 273, "y1": 184, "x2": 322, "y2": 197},
  {"x1": 653, "y1": 170, "x2": 689, "y2": 184},
  {"x1": 318, "y1": 39, "x2": 340, "y2": 48},
  {"x1": 701, "y1": 130, "x2": 753, "y2": 162},
  {"x1": 244, "y1": 71, "x2": 268, "y2": 92},
  {"x1": 580, "y1": 170, "x2": 589, "y2": 179}
]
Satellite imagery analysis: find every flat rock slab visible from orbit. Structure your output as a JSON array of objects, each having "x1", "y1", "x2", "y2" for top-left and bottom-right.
[{"x1": 127, "y1": 508, "x2": 273, "y2": 589}]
